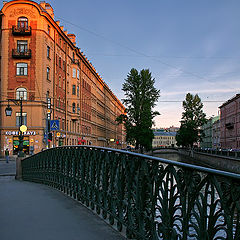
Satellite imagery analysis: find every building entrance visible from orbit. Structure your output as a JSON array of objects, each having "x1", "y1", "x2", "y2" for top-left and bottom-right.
[{"x1": 13, "y1": 136, "x2": 30, "y2": 155}]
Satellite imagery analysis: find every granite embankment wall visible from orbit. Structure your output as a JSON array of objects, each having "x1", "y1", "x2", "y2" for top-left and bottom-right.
[{"x1": 178, "y1": 149, "x2": 240, "y2": 173}]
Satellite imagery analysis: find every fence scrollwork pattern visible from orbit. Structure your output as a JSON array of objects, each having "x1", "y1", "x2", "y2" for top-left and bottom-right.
[{"x1": 22, "y1": 146, "x2": 240, "y2": 239}]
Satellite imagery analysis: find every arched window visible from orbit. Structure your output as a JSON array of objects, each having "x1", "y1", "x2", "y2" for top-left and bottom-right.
[
  {"x1": 16, "y1": 87, "x2": 27, "y2": 100},
  {"x1": 18, "y1": 17, "x2": 28, "y2": 29}
]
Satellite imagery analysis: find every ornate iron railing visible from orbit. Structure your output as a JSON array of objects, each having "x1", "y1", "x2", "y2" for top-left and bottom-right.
[
  {"x1": 21, "y1": 146, "x2": 240, "y2": 239},
  {"x1": 12, "y1": 26, "x2": 32, "y2": 35},
  {"x1": 12, "y1": 49, "x2": 32, "y2": 59}
]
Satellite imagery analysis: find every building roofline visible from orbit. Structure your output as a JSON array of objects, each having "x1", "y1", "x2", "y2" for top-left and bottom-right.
[
  {"x1": 1, "y1": 0, "x2": 125, "y2": 110},
  {"x1": 219, "y1": 94, "x2": 240, "y2": 108}
]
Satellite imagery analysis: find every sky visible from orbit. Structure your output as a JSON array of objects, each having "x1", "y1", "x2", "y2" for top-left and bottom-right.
[{"x1": 4, "y1": 0, "x2": 240, "y2": 127}]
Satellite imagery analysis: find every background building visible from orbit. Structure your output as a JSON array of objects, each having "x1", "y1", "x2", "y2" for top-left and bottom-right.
[
  {"x1": 219, "y1": 94, "x2": 240, "y2": 150},
  {"x1": 0, "y1": 0, "x2": 125, "y2": 156},
  {"x1": 212, "y1": 117, "x2": 220, "y2": 149},
  {"x1": 200, "y1": 116, "x2": 220, "y2": 149},
  {"x1": 152, "y1": 131, "x2": 177, "y2": 148}
]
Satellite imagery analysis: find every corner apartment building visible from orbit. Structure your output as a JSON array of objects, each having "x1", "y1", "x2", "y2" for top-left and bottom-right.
[
  {"x1": 219, "y1": 94, "x2": 240, "y2": 150},
  {"x1": 0, "y1": 0, "x2": 125, "y2": 155}
]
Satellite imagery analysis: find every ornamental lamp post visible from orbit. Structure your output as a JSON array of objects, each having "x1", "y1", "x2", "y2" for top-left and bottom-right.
[{"x1": 5, "y1": 97, "x2": 25, "y2": 157}]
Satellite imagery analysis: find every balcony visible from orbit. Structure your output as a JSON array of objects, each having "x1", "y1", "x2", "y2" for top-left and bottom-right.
[
  {"x1": 12, "y1": 49, "x2": 31, "y2": 59},
  {"x1": 225, "y1": 122, "x2": 234, "y2": 129},
  {"x1": 12, "y1": 26, "x2": 32, "y2": 36}
]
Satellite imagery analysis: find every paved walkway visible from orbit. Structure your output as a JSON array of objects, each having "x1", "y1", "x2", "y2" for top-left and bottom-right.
[
  {"x1": 0, "y1": 172, "x2": 125, "y2": 239},
  {"x1": 0, "y1": 158, "x2": 16, "y2": 176}
]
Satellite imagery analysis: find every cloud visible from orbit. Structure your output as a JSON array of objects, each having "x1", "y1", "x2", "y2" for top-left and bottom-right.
[{"x1": 162, "y1": 87, "x2": 240, "y2": 97}]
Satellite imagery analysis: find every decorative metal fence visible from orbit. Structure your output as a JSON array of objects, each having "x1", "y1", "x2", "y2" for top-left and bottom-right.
[{"x1": 21, "y1": 146, "x2": 240, "y2": 239}]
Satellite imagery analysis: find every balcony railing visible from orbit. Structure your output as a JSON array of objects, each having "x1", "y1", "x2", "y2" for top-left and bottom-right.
[
  {"x1": 12, "y1": 49, "x2": 31, "y2": 59},
  {"x1": 12, "y1": 26, "x2": 32, "y2": 36}
]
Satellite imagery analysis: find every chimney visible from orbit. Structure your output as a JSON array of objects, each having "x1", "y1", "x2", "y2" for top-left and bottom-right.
[{"x1": 67, "y1": 34, "x2": 76, "y2": 46}]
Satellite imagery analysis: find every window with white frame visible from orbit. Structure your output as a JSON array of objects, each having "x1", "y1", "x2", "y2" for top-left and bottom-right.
[
  {"x1": 16, "y1": 87, "x2": 27, "y2": 100},
  {"x1": 16, "y1": 112, "x2": 27, "y2": 126},
  {"x1": 72, "y1": 68, "x2": 76, "y2": 78},
  {"x1": 77, "y1": 69, "x2": 80, "y2": 79},
  {"x1": 16, "y1": 63, "x2": 28, "y2": 76},
  {"x1": 18, "y1": 17, "x2": 28, "y2": 29},
  {"x1": 17, "y1": 40, "x2": 28, "y2": 52}
]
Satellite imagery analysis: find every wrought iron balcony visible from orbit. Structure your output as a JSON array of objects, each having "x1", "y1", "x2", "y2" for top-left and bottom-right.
[
  {"x1": 12, "y1": 49, "x2": 31, "y2": 59},
  {"x1": 12, "y1": 26, "x2": 32, "y2": 36}
]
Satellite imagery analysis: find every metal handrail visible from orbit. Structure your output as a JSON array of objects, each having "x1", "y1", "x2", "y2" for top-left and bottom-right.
[{"x1": 22, "y1": 145, "x2": 240, "y2": 239}]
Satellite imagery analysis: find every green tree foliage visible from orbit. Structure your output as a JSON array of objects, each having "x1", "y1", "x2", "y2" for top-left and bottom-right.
[
  {"x1": 116, "y1": 68, "x2": 160, "y2": 151},
  {"x1": 176, "y1": 93, "x2": 207, "y2": 147}
]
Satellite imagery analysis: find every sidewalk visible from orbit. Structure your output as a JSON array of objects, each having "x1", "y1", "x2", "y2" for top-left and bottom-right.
[
  {"x1": 0, "y1": 177, "x2": 125, "y2": 240},
  {"x1": 0, "y1": 158, "x2": 16, "y2": 176}
]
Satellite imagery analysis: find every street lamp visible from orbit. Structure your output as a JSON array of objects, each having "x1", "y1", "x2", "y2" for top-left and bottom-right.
[{"x1": 5, "y1": 97, "x2": 25, "y2": 157}]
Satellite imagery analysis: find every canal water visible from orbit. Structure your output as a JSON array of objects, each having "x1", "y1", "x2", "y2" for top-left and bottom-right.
[{"x1": 154, "y1": 152, "x2": 213, "y2": 169}]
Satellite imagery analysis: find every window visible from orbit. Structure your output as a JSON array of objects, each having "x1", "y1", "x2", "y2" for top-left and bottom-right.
[
  {"x1": 16, "y1": 63, "x2": 27, "y2": 76},
  {"x1": 18, "y1": 17, "x2": 28, "y2": 29},
  {"x1": 63, "y1": 61, "x2": 65, "y2": 71},
  {"x1": 77, "y1": 104, "x2": 80, "y2": 113},
  {"x1": 16, "y1": 112, "x2": 27, "y2": 126},
  {"x1": 77, "y1": 69, "x2": 80, "y2": 79},
  {"x1": 72, "y1": 103, "x2": 76, "y2": 113},
  {"x1": 47, "y1": 46, "x2": 50, "y2": 58},
  {"x1": 47, "y1": 67, "x2": 50, "y2": 80},
  {"x1": 48, "y1": 25, "x2": 50, "y2": 34},
  {"x1": 77, "y1": 85, "x2": 79, "y2": 97},
  {"x1": 17, "y1": 40, "x2": 28, "y2": 52},
  {"x1": 72, "y1": 85, "x2": 76, "y2": 95},
  {"x1": 72, "y1": 52, "x2": 75, "y2": 61},
  {"x1": 16, "y1": 87, "x2": 27, "y2": 100},
  {"x1": 72, "y1": 68, "x2": 76, "y2": 78},
  {"x1": 59, "y1": 57, "x2": 61, "y2": 68}
]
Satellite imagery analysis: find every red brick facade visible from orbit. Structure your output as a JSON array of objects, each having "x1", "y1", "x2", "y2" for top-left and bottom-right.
[{"x1": 0, "y1": 1, "x2": 125, "y2": 156}]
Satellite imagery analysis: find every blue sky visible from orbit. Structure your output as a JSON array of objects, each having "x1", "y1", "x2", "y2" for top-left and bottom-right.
[{"x1": 6, "y1": 0, "x2": 240, "y2": 127}]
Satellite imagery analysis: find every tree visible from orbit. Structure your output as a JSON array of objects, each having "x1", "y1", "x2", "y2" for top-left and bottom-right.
[
  {"x1": 176, "y1": 93, "x2": 207, "y2": 148},
  {"x1": 116, "y1": 68, "x2": 160, "y2": 151}
]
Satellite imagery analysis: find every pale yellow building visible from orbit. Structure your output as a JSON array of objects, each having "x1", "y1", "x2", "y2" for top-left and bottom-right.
[{"x1": 152, "y1": 131, "x2": 177, "y2": 148}]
